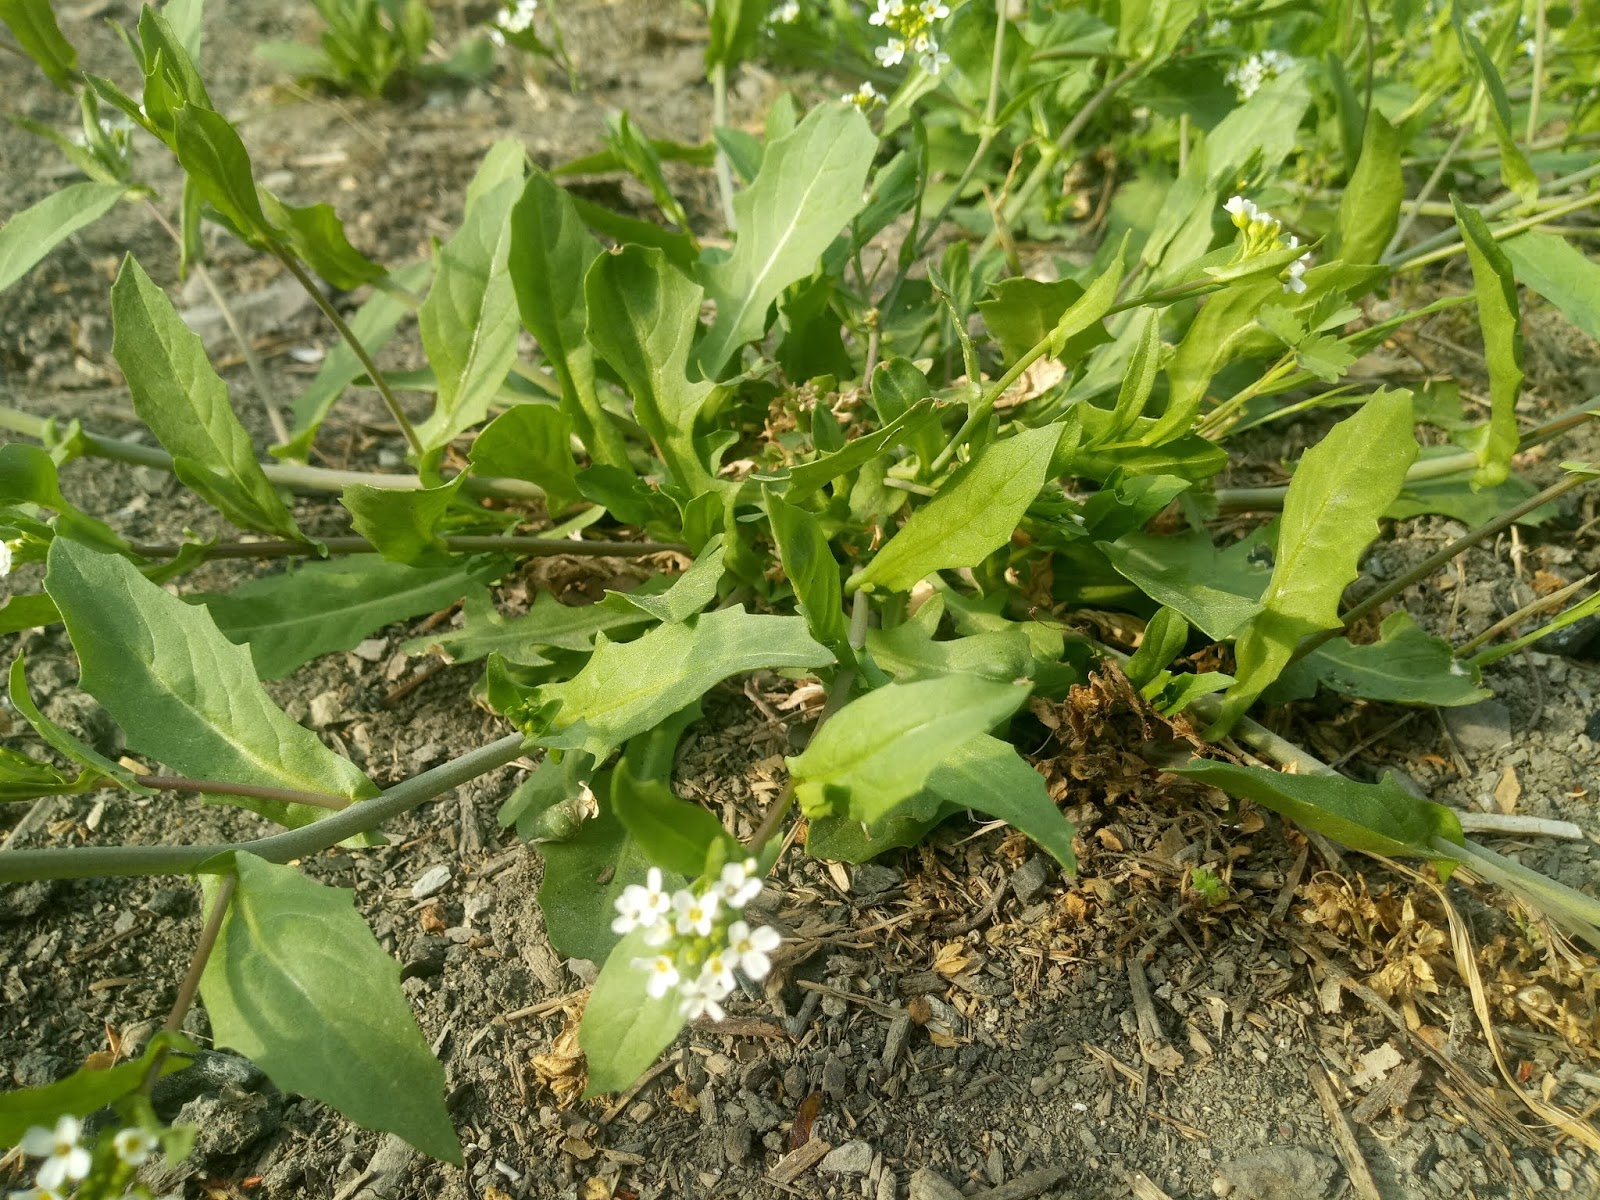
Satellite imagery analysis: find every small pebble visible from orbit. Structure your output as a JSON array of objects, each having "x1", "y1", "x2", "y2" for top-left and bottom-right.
[
  {"x1": 819, "y1": 1140, "x2": 874, "y2": 1175},
  {"x1": 410, "y1": 865, "x2": 452, "y2": 900}
]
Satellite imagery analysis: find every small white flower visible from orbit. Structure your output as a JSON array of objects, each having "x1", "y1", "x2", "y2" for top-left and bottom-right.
[
  {"x1": 113, "y1": 1126, "x2": 157, "y2": 1167},
  {"x1": 918, "y1": 43, "x2": 950, "y2": 73},
  {"x1": 501, "y1": 0, "x2": 538, "y2": 31},
  {"x1": 919, "y1": 0, "x2": 950, "y2": 19},
  {"x1": 868, "y1": 0, "x2": 902, "y2": 25},
  {"x1": 700, "y1": 950, "x2": 738, "y2": 995},
  {"x1": 679, "y1": 973, "x2": 728, "y2": 1021},
  {"x1": 843, "y1": 80, "x2": 882, "y2": 109},
  {"x1": 1522, "y1": 37, "x2": 1537, "y2": 58},
  {"x1": 875, "y1": 37, "x2": 907, "y2": 66},
  {"x1": 1282, "y1": 248, "x2": 1312, "y2": 294},
  {"x1": 1224, "y1": 195, "x2": 1257, "y2": 227},
  {"x1": 632, "y1": 954, "x2": 681, "y2": 999},
  {"x1": 673, "y1": 887, "x2": 720, "y2": 937},
  {"x1": 612, "y1": 867, "x2": 673, "y2": 935},
  {"x1": 21, "y1": 1116, "x2": 91, "y2": 1190},
  {"x1": 727, "y1": 921, "x2": 782, "y2": 979},
  {"x1": 487, "y1": 26, "x2": 506, "y2": 46},
  {"x1": 0, "y1": 540, "x2": 12, "y2": 577},
  {"x1": 772, "y1": 0, "x2": 800, "y2": 20},
  {"x1": 714, "y1": 859, "x2": 763, "y2": 910}
]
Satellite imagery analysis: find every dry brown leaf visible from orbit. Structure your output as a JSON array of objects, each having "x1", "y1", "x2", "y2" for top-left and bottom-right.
[
  {"x1": 933, "y1": 940, "x2": 974, "y2": 978},
  {"x1": 1494, "y1": 766, "x2": 1521, "y2": 814},
  {"x1": 531, "y1": 1009, "x2": 586, "y2": 1107}
]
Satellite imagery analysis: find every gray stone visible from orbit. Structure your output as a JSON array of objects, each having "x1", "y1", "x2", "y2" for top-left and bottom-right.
[
  {"x1": 1444, "y1": 699, "x2": 1513, "y2": 754},
  {"x1": 410, "y1": 864, "x2": 452, "y2": 900},
  {"x1": 1010, "y1": 856, "x2": 1051, "y2": 906},
  {"x1": 908, "y1": 1167, "x2": 965, "y2": 1200},
  {"x1": 819, "y1": 1140, "x2": 874, "y2": 1175},
  {"x1": 851, "y1": 863, "x2": 903, "y2": 897},
  {"x1": 1215, "y1": 1146, "x2": 1338, "y2": 1200},
  {"x1": 309, "y1": 690, "x2": 344, "y2": 728}
]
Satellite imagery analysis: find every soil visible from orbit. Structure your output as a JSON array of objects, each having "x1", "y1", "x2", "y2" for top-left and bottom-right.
[{"x1": 4, "y1": 4, "x2": 1600, "y2": 1200}]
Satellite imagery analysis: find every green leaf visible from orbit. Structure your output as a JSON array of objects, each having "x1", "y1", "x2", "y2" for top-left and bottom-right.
[
  {"x1": 782, "y1": 399, "x2": 942, "y2": 502},
  {"x1": 579, "y1": 926, "x2": 686, "y2": 1095},
  {"x1": 1096, "y1": 309, "x2": 1162, "y2": 445},
  {"x1": 694, "y1": 104, "x2": 877, "y2": 377},
  {"x1": 978, "y1": 278, "x2": 1084, "y2": 363},
  {"x1": 0, "y1": 182, "x2": 125, "y2": 295},
  {"x1": 612, "y1": 753, "x2": 737, "y2": 878},
  {"x1": 538, "y1": 608, "x2": 834, "y2": 759},
  {"x1": 1175, "y1": 760, "x2": 1464, "y2": 862},
  {"x1": 848, "y1": 422, "x2": 1063, "y2": 594},
  {"x1": 925, "y1": 735, "x2": 1075, "y2": 871},
  {"x1": 404, "y1": 587, "x2": 650, "y2": 666},
  {"x1": 1471, "y1": 587, "x2": 1600, "y2": 668},
  {"x1": 865, "y1": 605, "x2": 1036, "y2": 684},
  {"x1": 1125, "y1": 607, "x2": 1189, "y2": 688},
  {"x1": 508, "y1": 171, "x2": 628, "y2": 469},
  {"x1": 1268, "y1": 611, "x2": 1489, "y2": 707},
  {"x1": 0, "y1": 1032, "x2": 195, "y2": 1147},
  {"x1": 767, "y1": 496, "x2": 848, "y2": 653},
  {"x1": 341, "y1": 477, "x2": 466, "y2": 566},
  {"x1": 9, "y1": 654, "x2": 151, "y2": 793},
  {"x1": 260, "y1": 193, "x2": 384, "y2": 290},
  {"x1": 277, "y1": 260, "x2": 432, "y2": 460},
  {"x1": 1461, "y1": 31, "x2": 1539, "y2": 208},
  {"x1": 0, "y1": 0, "x2": 79, "y2": 90},
  {"x1": 1501, "y1": 231, "x2": 1600, "y2": 345},
  {"x1": 705, "y1": 0, "x2": 765, "y2": 71},
  {"x1": 1143, "y1": 278, "x2": 1279, "y2": 445},
  {"x1": 200, "y1": 556, "x2": 505, "y2": 679},
  {"x1": 469, "y1": 403, "x2": 581, "y2": 516},
  {"x1": 1209, "y1": 390, "x2": 1418, "y2": 735},
  {"x1": 787, "y1": 676, "x2": 1031, "y2": 824},
  {"x1": 200, "y1": 853, "x2": 460, "y2": 1162},
  {"x1": 537, "y1": 791, "x2": 668, "y2": 962},
  {"x1": 1452, "y1": 197, "x2": 1523, "y2": 489},
  {"x1": 0, "y1": 746, "x2": 98, "y2": 800},
  {"x1": 111, "y1": 254, "x2": 302, "y2": 539},
  {"x1": 610, "y1": 536, "x2": 726, "y2": 624},
  {"x1": 584, "y1": 246, "x2": 717, "y2": 493},
  {"x1": 1100, "y1": 531, "x2": 1271, "y2": 640},
  {"x1": 0, "y1": 592, "x2": 60, "y2": 636},
  {"x1": 604, "y1": 111, "x2": 689, "y2": 227},
  {"x1": 172, "y1": 105, "x2": 277, "y2": 244},
  {"x1": 45, "y1": 538, "x2": 378, "y2": 828},
  {"x1": 0, "y1": 442, "x2": 129, "y2": 554},
  {"x1": 415, "y1": 150, "x2": 525, "y2": 454},
  {"x1": 1335, "y1": 110, "x2": 1402, "y2": 268}
]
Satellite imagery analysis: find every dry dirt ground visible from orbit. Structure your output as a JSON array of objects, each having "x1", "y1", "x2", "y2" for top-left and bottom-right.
[{"x1": 4, "y1": 3, "x2": 1600, "y2": 1199}]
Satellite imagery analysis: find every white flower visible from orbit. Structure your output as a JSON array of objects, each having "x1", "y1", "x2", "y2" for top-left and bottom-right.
[
  {"x1": 727, "y1": 921, "x2": 782, "y2": 979},
  {"x1": 679, "y1": 973, "x2": 728, "y2": 1021},
  {"x1": 113, "y1": 1126, "x2": 157, "y2": 1167},
  {"x1": 1225, "y1": 50, "x2": 1293, "y2": 100},
  {"x1": 1522, "y1": 37, "x2": 1537, "y2": 58},
  {"x1": 673, "y1": 887, "x2": 720, "y2": 937},
  {"x1": 0, "y1": 540, "x2": 12, "y2": 577},
  {"x1": 918, "y1": 42, "x2": 950, "y2": 73},
  {"x1": 501, "y1": 0, "x2": 538, "y2": 31},
  {"x1": 1224, "y1": 195, "x2": 1257, "y2": 227},
  {"x1": 700, "y1": 950, "x2": 738, "y2": 995},
  {"x1": 487, "y1": 26, "x2": 506, "y2": 46},
  {"x1": 612, "y1": 867, "x2": 673, "y2": 935},
  {"x1": 919, "y1": 0, "x2": 950, "y2": 18},
  {"x1": 773, "y1": 0, "x2": 800, "y2": 20},
  {"x1": 1282, "y1": 247, "x2": 1312, "y2": 294},
  {"x1": 868, "y1": 0, "x2": 902, "y2": 25},
  {"x1": 875, "y1": 37, "x2": 907, "y2": 66},
  {"x1": 714, "y1": 859, "x2": 763, "y2": 910},
  {"x1": 7, "y1": 1188, "x2": 67, "y2": 1200},
  {"x1": 21, "y1": 1116, "x2": 91, "y2": 1190},
  {"x1": 844, "y1": 80, "x2": 882, "y2": 109},
  {"x1": 632, "y1": 954, "x2": 681, "y2": 999}
]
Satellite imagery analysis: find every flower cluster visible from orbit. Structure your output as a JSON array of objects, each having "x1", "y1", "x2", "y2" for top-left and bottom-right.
[
  {"x1": 868, "y1": 0, "x2": 952, "y2": 75},
  {"x1": 11, "y1": 1116, "x2": 164, "y2": 1200},
  {"x1": 1224, "y1": 48, "x2": 1294, "y2": 100},
  {"x1": 843, "y1": 80, "x2": 883, "y2": 111},
  {"x1": 614, "y1": 862, "x2": 782, "y2": 1022},
  {"x1": 1225, "y1": 195, "x2": 1312, "y2": 294},
  {"x1": 487, "y1": 0, "x2": 538, "y2": 46}
]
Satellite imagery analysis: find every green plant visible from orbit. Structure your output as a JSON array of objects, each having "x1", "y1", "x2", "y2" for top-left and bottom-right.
[{"x1": 3, "y1": 0, "x2": 1600, "y2": 1169}]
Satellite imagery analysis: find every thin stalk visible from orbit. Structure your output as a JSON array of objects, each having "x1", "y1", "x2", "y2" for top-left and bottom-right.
[
  {"x1": 273, "y1": 250, "x2": 424, "y2": 459},
  {"x1": 127, "y1": 534, "x2": 690, "y2": 561},
  {"x1": 1455, "y1": 571, "x2": 1596, "y2": 656},
  {"x1": 1290, "y1": 472, "x2": 1590, "y2": 663},
  {"x1": 1401, "y1": 131, "x2": 1600, "y2": 167},
  {"x1": 1527, "y1": 0, "x2": 1548, "y2": 142},
  {"x1": 0, "y1": 405, "x2": 548, "y2": 504},
  {"x1": 711, "y1": 62, "x2": 737, "y2": 233},
  {"x1": 1394, "y1": 189, "x2": 1600, "y2": 273},
  {"x1": 144, "y1": 199, "x2": 289, "y2": 444},
  {"x1": 142, "y1": 873, "x2": 237, "y2": 1094},
  {"x1": 1386, "y1": 123, "x2": 1471, "y2": 256},
  {"x1": 0, "y1": 732, "x2": 534, "y2": 883},
  {"x1": 134, "y1": 775, "x2": 350, "y2": 811},
  {"x1": 1386, "y1": 160, "x2": 1600, "y2": 265},
  {"x1": 1196, "y1": 354, "x2": 1297, "y2": 439}
]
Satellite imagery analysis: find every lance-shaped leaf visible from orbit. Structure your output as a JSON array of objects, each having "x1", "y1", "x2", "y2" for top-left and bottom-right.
[
  {"x1": 278, "y1": 260, "x2": 432, "y2": 460},
  {"x1": 585, "y1": 246, "x2": 717, "y2": 492},
  {"x1": 261, "y1": 192, "x2": 384, "y2": 290},
  {"x1": 1266, "y1": 611, "x2": 1489, "y2": 708},
  {"x1": 200, "y1": 853, "x2": 460, "y2": 1162},
  {"x1": 415, "y1": 146, "x2": 525, "y2": 453},
  {"x1": 1208, "y1": 391, "x2": 1417, "y2": 735},
  {"x1": 45, "y1": 538, "x2": 377, "y2": 828},
  {"x1": 1099, "y1": 529, "x2": 1272, "y2": 640},
  {"x1": 787, "y1": 676, "x2": 1031, "y2": 823},
  {"x1": 767, "y1": 496, "x2": 848, "y2": 653},
  {"x1": 847, "y1": 423, "x2": 1063, "y2": 594},
  {"x1": 1335, "y1": 109, "x2": 1403, "y2": 268},
  {"x1": 0, "y1": 442, "x2": 129, "y2": 554},
  {"x1": 580, "y1": 926, "x2": 686, "y2": 1095},
  {"x1": 0, "y1": 0, "x2": 79, "y2": 91},
  {"x1": 0, "y1": 182, "x2": 125, "y2": 295},
  {"x1": 611, "y1": 755, "x2": 738, "y2": 879},
  {"x1": 9, "y1": 654, "x2": 151, "y2": 793},
  {"x1": 1502, "y1": 231, "x2": 1600, "y2": 345},
  {"x1": 781, "y1": 398, "x2": 942, "y2": 502},
  {"x1": 693, "y1": 104, "x2": 877, "y2": 377},
  {"x1": 0, "y1": 747, "x2": 101, "y2": 800},
  {"x1": 508, "y1": 171, "x2": 628, "y2": 468},
  {"x1": 1460, "y1": 30, "x2": 1539, "y2": 207},
  {"x1": 468, "y1": 403, "x2": 581, "y2": 516},
  {"x1": 404, "y1": 587, "x2": 651, "y2": 666},
  {"x1": 173, "y1": 105, "x2": 278, "y2": 245},
  {"x1": 1452, "y1": 197, "x2": 1523, "y2": 489},
  {"x1": 111, "y1": 254, "x2": 301, "y2": 539},
  {"x1": 200, "y1": 556, "x2": 506, "y2": 679},
  {"x1": 1175, "y1": 760, "x2": 1464, "y2": 862},
  {"x1": 925, "y1": 735, "x2": 1075, "y2": 871},
  {"x1": 538, "y1": 608, "x2": 834, "y2": 759},
  {"x1": 609, "y1": 535, "x2": 726, "y2": 624}
]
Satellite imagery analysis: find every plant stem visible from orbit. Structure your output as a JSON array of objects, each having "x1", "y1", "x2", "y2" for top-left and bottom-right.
[
  {"x1": 134, "y1": 775, "x2": 350, "y2": 811},
  {"x1": 0, "y1": 405, "x2": 546, "y2": 504},
  {"x1": 273, "y1": 249, "x2": 425, "y2": 459},
  {"x1": 1455, "y1": 571, "x2": 1596, "y2": 656},
  {"x1": 1290, "y1": 472, "x2": 1590, "y2": 663},
  {"x1": 1385, "y1": 123, "x2": 1470, "y2": 257},
  {"x1": 127, "y1": 534, "x2": 690, "y2": 561},
  {"x1": 1527, "y1": 0, "x2": 1548, "y2": 142},
  {"x1": 142, "y1": 873, "x2": 237, "y2": 1094},
  {"x1": 711, "y1": 62, "x2": 737, "y2": 233},
  {"x1": 0, "y1": 732, "x2": 534, "y2": 883},
  {"x1": 1393, "y1": 188, "x2": 1600, "y2": 273},
  {"x1": 143, "y1": 199, "x2": 290, "y2": 444},
  {"x1": 1386, "y1": 160, "x2": 1600, "y2": 266}
]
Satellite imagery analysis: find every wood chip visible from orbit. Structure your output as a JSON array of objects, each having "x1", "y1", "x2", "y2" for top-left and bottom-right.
[
  {"x1": 974, "y1": 1165, "x2": 1067, "y2": 1199},
  {"x1": 1127, "y1": 959, "x2": 1184, "y2": 1075},
  {"x1": 1308, "y1": 1062, "x2": 1383, "y2": 1200},
  {"x1": 1127, "y1": 1174, "x2": 1176, "y2": 1200},
  {"x1": 767, "y1": 1138, "x2": 831, "y2": 1185}
]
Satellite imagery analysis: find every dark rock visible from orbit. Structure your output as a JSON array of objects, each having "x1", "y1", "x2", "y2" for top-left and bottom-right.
[
  {"x1": 1010, "y1": 857, "x2": 1051, "y2": 906},
  {"x1": 851, "y1": 863, "x2": 903, "y2": 897}
]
